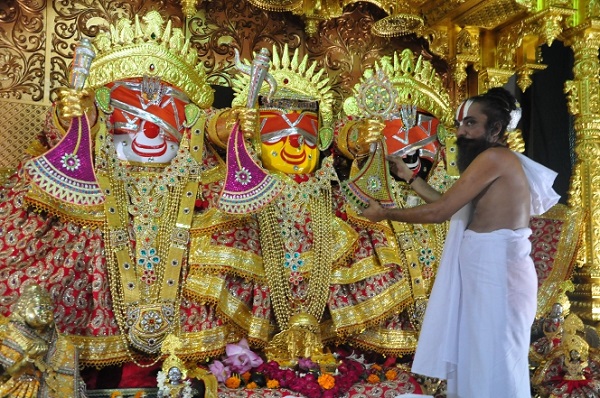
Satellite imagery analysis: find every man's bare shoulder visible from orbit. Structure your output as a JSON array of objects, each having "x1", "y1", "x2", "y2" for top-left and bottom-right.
[
  {"x1": 469, "y1": 147, "x2": 531, "y2": 231},
  {"x1": 480, "y1": 146, "x2": 517, "y2": 160},
  {"x1": 473, "y1": 146, "x2": 521, "y2": 172}
]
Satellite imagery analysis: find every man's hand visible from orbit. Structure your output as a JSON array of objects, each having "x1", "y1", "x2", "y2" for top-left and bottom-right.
[
  {"x1": 359, "y1": 199, "x2": 385, "y2": 222},
  {"x1": 386, "y1": 154, "x2": 414, "y2": 181}
]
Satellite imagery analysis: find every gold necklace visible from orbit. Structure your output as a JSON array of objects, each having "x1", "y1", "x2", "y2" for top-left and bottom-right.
[
  {"x1": 258, "y1": 157, "x2": 336, "y2": 331},
  {"x1": 95, "y1": 116, "x2": 205, "y2": 361}
]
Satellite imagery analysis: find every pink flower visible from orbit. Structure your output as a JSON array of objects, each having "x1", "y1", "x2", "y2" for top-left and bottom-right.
[
  {"x1": 208, "y1": 360, "x2": 231, "y2": 383},
  {"x1": 223, "y1": 338, "x2": 263, "y2": 374},
  {"x1": 298, "y1": 357, "x2": 318, "y2": 371}
]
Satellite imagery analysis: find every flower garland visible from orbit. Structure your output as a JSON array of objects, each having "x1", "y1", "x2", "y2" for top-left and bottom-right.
[{"x1": 206, "y1": 339, "x2": 414, "y2": 398}]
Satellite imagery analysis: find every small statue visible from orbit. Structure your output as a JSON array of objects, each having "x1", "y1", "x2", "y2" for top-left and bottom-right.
[
  {"x1": 561, "y1": 315, "x2": 590, "y2": 382},
  {"x1": 563, "y1": 345, "x2": 588, "y2": 381},
  {"x1": 544, "y1": 303, "x2": 565, "y2": 342},
  {"x1": 0, "y1": 284, "x2": 85, "y2": 397},
  {"x1": 157, "y1": 334, "x2": 217, "y2": 398}
]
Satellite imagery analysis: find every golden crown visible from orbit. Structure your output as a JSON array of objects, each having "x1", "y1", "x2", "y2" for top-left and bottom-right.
[
  {"x1": 343, "y1": 48, "x2": 453, "y2": 127},
  {"x1": 232, "y1": 44, "x2": 335, "y2": 149},
  {"x1": 86, "y1": 11, "x2": 213, "y2": 108}
]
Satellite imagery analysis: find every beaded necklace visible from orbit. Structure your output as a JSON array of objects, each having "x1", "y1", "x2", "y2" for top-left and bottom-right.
[
  {"x1": 257, "y1": 156, "x2": 338, "y2": 331},
  {"x1": 95, "y1": 115, "x2": 205, "y2": 360}
]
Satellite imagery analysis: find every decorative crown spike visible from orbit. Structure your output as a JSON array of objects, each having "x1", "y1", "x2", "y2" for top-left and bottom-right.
[
  {"x1": 86, "y1": 11, "x2": 213, "y2": 108},
  {"x1": 344, "y1": 49, "x2": 453, "y2": 126}
]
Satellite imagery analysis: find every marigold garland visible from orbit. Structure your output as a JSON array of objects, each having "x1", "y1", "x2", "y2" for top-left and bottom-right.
[{"x1": 318, "y1": 373, "x2": 336, "y2": 390}]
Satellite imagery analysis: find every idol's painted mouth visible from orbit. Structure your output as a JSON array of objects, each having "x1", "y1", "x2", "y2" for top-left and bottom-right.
[
  {"x1": 132, "y1": 136, "x2": 168, "y2": 157},
  {"x1": 280, "y1": 149, "x2": 307, "y2": 165}
]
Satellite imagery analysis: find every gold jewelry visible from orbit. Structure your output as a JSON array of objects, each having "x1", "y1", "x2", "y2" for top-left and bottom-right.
[
  {"x1": 96, "y1": 112, "x2": 205, "y2": 362},
  {"x1": 335, "y1": 120, "x2": 361, "y2": 160},
  {"x1": 206, "y1": 108, "x2": 232, "y2": 149},
  {"x1": 87, "y1": 11, "x2": 213, "y2": 109},
  {"x1": 257, "y1": 165, "x2": 334, "y2": 331}
]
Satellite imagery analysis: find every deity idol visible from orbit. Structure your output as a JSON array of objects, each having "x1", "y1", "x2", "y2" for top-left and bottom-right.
[
  {"x1": 338, "y1": 49, "x2": 456, "y2": 335},
  {"x1": 0, "y1": 284, "x2": 85, "y2": 397},
  {"x1": 0, "y1": 11, "x2": 240, "y2": 371},
  {"x1": 185, "y1": 44, "x2": 423, "y2": 362}
]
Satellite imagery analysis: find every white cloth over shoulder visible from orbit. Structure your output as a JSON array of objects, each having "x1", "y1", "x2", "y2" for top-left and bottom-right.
[
  {"x1": 411, "y1": 153, "x2": 560, "y2": 393},
  {"x1": 514, "y1": 152, "x2": 560, "y2": 216}
]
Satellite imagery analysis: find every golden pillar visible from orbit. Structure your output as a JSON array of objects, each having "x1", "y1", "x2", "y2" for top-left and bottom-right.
[{"x1": 564, "y1": 25, "x2": 600, "y2": 322}]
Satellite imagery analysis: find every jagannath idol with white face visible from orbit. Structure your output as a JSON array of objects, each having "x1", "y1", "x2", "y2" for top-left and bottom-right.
[{"x1": 186, "y1": 44, "x2": 423, "y2": 364}]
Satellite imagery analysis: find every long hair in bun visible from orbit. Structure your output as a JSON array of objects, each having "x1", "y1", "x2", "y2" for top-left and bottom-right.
[{"x1": 471, "y1": 87, "x2": 521, "y2": 142}]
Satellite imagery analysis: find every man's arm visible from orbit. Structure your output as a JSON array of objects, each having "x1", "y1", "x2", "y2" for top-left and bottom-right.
[
  {"x1": 387, "y1": 155, "x2": 441, "y2": 203},
  {"x1": 363, "y1": 148, "x2": 507, "y2": 223}
]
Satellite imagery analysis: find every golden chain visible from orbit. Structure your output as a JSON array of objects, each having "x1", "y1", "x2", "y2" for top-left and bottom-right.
[
  {"x1": 258, "y1": 174, "x2": 334, "y2": 331},
  {"x1": 258, "y1": 205, "x2": 291, "y2": 330},
  {"x1": 95, "y1": 116, "x2": 201, "y2": 365},
  {"x1": 305, "y1": 187, "x2": 333, "y2": 320}
]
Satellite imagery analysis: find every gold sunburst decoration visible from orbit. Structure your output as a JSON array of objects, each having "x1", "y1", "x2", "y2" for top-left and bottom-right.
[
  {"x1": 232, "y1": 44, "x2": 335, "y2": 149},
  {"x1": 344, "y1": 48, "x2": 453, "y2": 127},
  {"x1": 87, "y1": 11, "x2": 214, "y2": 108}
]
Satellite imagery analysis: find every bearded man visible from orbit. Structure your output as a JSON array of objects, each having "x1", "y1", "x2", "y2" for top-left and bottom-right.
[{"x1": 362, "y1": 87, "x2": 560, "y2": 398}]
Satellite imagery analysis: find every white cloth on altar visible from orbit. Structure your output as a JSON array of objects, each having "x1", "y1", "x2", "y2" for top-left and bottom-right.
[{"x1": 411, "y1": 153, "x2": 560, "y2": 397}]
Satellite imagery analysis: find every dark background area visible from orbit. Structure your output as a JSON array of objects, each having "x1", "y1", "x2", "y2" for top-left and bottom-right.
[{"x1": 521, "y1": 41, "x2": 574, "y2": 204}]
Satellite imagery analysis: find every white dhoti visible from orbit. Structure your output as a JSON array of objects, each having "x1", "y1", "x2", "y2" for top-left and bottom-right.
[
  {"x1": 458, "y1": 228, "x2": 536, "y2": 396},
  {"x1": 411, "y1": 153, "x2": 560, "y2": 398}
]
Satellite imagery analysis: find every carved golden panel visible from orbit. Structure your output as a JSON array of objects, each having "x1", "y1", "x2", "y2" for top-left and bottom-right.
[
  {"x1": 0, "y1": 101, "x2": 47, "y2": 168},
  {"x1": 0, "y1": 0, "x2": 46, "y2": 102},
  {"x1": 455, "y1": 0, "x2": 528, "y2": 29},
  {"x1": 187, "y1": 0, "x2": 305, "y2": 87}
]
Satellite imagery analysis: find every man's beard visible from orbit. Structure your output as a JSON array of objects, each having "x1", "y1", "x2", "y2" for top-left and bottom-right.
[{"x1": 456, "y1": 136, "x2": 496, "y2": 173}]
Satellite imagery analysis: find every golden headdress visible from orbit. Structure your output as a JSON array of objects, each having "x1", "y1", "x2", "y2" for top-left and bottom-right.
[
  {"x1": 341, "y1": 49, "x2": 455, "y2": 208},
  {"x1": 231, "y1": 44, "x2": 335, "y2": 150},
  {"x1": 343, "y1": 48, "x2": 453, "y2": 127},
  {"x1": 87, "y1": 11, "x2": 213, "y2": 109}
]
